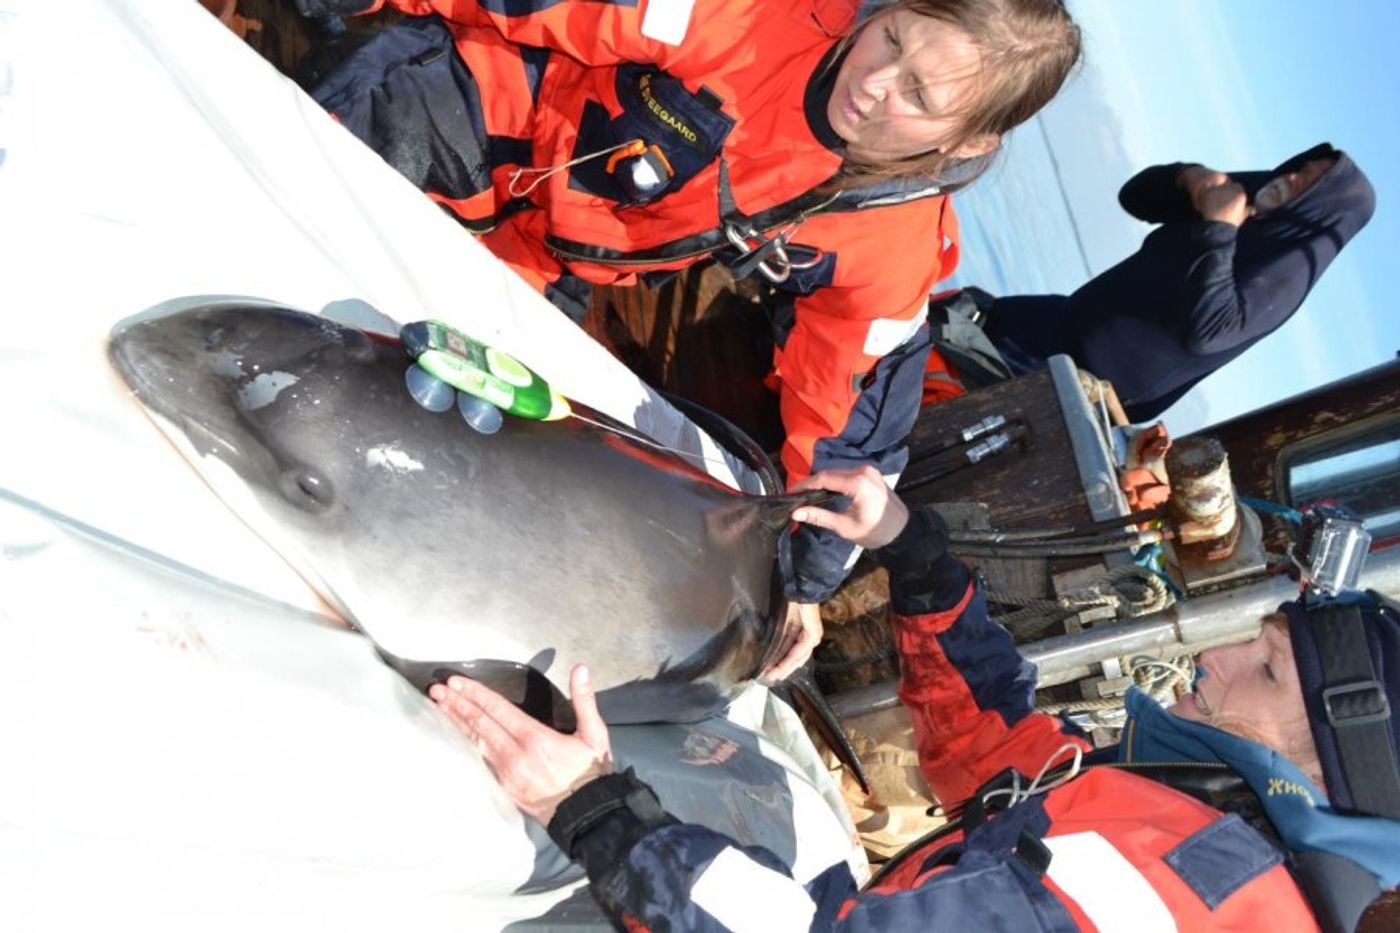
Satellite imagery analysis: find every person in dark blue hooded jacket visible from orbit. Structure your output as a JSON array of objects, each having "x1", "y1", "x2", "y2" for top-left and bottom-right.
[{"x1": 977, "y1": 143, "x2": 1375, "y2": 423}]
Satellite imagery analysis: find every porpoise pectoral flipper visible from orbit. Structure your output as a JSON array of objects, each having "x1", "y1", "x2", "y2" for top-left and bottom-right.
[
  {"x1": 378, "y1": 651, "x2": 578, "y2": 733},
  {"x1": 784, "y1": 668, "x2": 871, "y2": 794},
  {"x1": 107, "y1": 301, "x2": 806, "y2": 725}
]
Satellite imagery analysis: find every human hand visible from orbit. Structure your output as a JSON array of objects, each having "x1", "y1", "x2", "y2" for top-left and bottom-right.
[
  {"x1": 790, "y1": 466, "x2": 910, "y2": 550},
  {"x1": 429, "y1": 664, "x2": 613, "y2": 825},
  {"x1": 1179, "y1": 165, "x2": 1250, "y2": 227},
  {"x1": 762, "y1": 601, "x2": 823, "y2": 682}
]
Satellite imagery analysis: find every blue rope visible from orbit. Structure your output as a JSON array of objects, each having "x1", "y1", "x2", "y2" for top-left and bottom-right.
[
  {"x1": 1132, "y1": 542, "x2": 1183, "y2": 600},
  {"x1": 1238, "y1": 495, "x2": 1304, "y2": 524}
]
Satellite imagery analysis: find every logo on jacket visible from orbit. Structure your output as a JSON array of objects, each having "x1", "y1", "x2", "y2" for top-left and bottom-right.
[
  {"x1": 1267, "y1": 777, "x2": 1316, "y2": 804},
  {"x1": 638, "y1": 73, "x2": 699, "y2": 146}
]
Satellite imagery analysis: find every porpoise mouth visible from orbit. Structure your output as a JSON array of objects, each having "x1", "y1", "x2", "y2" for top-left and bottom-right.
[{"x1": 111, "y1": 305, "x2": 356, "y2": 391}]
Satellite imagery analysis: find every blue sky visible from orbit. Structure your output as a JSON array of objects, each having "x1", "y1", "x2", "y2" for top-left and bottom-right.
[{"x1": 1039, "y1": 0, "x2": 1400, "y2": 431}]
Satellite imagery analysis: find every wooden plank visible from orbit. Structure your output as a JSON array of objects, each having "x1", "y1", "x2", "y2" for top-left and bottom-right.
[
  {"x1": 583, "y1": 265, "x2": 785, "y2": 452},
  {"x1": 900, "y1": 368, "x2": 1098, "y2": 534},
  {"x1": 229, "y1": 0, "x2": 314, "y2": 71}
]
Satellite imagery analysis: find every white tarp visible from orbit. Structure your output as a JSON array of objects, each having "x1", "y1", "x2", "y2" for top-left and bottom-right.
[{"x1": 0, "y1": 1, "x2": 858, "y2": 929}]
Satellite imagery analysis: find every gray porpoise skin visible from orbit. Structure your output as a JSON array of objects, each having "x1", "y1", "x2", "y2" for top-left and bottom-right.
[{"x1": 109, "y1": 304, "x2": 789, "y2": 724}]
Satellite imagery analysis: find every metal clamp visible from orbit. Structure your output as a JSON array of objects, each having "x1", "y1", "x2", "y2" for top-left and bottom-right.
[{"x1": 960, "y1": 414, "x2": 1008, "y2": 444}]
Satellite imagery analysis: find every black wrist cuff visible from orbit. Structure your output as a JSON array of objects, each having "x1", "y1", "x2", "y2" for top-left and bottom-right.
[
  {"x1": 875, "y1": 507, "x2": 947, "y2": 574},
  {"x1": 876, "y1": 508, "x2": 971, "y2": 616},
  {"x1": 547, "y1": 768, "x2": 674, "y2": 868}
]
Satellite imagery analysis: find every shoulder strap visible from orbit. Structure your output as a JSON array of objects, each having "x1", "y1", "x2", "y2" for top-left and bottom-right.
[
  {"x1": 1311, "y1": 602, "x2": 1400, "y2": 819},
  {"x1": 1291, "y1": 849, "x2": 1385, "y2": 933}
]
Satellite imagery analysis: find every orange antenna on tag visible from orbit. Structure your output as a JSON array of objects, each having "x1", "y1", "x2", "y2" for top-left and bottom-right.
[{"x1": 605, "y1": 139, "x2": 649, "y2": 173}]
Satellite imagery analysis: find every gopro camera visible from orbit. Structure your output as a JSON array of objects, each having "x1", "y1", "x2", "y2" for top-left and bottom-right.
[{"x1": 1292, "y1": 504, "x2": 1371, "y2": 595}]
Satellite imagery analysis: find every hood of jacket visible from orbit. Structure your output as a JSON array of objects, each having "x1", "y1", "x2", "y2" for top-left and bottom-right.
[{"x1": 1120, "y1": 687, "x2": 1400, "y2": 888}]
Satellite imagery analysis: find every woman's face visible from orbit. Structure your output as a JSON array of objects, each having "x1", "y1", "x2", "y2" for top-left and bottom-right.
[
  {"x1": 827, "y1": 10, "x2": 997, "y2": 163},
  {"x1": 1170, "y1": 618, "x2": 1313, "y2": 756}
]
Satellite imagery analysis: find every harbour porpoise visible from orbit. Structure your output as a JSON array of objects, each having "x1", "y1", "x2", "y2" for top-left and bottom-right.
[{"x1": 108, "y1": 302, "x2": 811, "y2": 725}]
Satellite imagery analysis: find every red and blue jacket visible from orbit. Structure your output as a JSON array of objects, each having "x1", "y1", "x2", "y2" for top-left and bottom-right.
[
  {"x1": 314, "y1": 0, "x2": 960, "y2": 601},
  {"x1": 551, "y1": 509, "x2": 1327, "y2": 931}
]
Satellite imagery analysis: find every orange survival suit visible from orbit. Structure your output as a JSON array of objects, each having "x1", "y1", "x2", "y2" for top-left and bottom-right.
[{"x1": 313, "y1": 0, "x2": 961, "y2": 601}]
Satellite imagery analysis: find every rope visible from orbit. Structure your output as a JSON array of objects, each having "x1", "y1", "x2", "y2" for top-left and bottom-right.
[
  {"x1": 1037, "y1": 696, "x2": 1125, "y2": 714},
  {"x1": 991, "y1": 564, "x2": 1182, "y2": 728},
  {"x1": 980, "y1": 743, "x2": 1086, "y2": 810},
  {"x1": 985, "y1": 564, "x2": 1173, "y2": 633},
  {"x1": 1036, "y1": 654, "x2": 1194, "y2": 725},
  {"x1": 984, "y1": 589, "x2": 1076, "y2": 613},
  {"x1": 507, "y1": 139, "x2": 640, "y2": 198},
  {"x1": 996, "y1": 607, "x2": 1072, "y2": 639},
  {"x1": 1112, "y1": 566, "x2": 1173, "y2": 617},
  {"x1": 1127, "y1": 654, "x2": 1195, "y2": 705},
  {"x1": 1238, "y1": 495, "x2": 1304, "y2": 525}
]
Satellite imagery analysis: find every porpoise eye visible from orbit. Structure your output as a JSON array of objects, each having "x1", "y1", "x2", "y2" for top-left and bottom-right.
[{"x1": 279, "y1": 468, "x2": 334, "y2": 513}]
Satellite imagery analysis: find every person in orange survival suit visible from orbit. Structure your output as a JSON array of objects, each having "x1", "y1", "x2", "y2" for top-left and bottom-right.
[{"x1": 294, "y1": 0, "x2": 1082, "y2": 676}]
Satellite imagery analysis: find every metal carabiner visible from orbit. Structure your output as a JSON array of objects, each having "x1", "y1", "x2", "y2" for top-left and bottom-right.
[
  {"x1": 770, "y1": 222, "x2": 826, "y2": 272},
  {"x1": 724, "y1": 223, "x2": 792, "y2": 284}
]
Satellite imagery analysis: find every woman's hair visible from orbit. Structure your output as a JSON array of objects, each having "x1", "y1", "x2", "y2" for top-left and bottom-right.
[{"x1": 839, "y1": 0, "x2": 1082, "y2": 187}]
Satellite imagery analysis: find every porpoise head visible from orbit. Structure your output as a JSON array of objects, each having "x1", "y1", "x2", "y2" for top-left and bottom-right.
[{"x1": 110, "y1": 304, "x2": 390, "y2": 525}]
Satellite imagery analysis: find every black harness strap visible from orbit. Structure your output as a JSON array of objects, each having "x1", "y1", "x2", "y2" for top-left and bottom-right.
[{"x1": 1312, "y1": 603, "x2": 1400, "y2": 819}]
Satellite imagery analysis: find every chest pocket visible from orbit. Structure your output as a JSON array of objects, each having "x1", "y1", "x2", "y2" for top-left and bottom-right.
[{"x1": 569, "y1": 65, "x2": 735, "y2": 205}]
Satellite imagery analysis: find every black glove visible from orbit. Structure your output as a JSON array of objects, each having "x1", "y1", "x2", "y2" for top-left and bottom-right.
[
  {"x1": 874, "y1": 507, "x2": 970, "y2": 616},
  {"x1": 1119, "y1": 162, "x2": 1278, "y2": 225},
  {"x1": 1117, "y1": 162, "x2": 1197, "y2": 224}
]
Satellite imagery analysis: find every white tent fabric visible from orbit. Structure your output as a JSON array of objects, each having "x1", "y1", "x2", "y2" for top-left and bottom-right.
[{"x1": 0, "y1": 1, "x2": 861, "y2": 928}]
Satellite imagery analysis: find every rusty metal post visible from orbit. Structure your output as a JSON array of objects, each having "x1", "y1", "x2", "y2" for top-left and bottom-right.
[{"x1": 1167, "y1": 436, "x2": 1240, "y2": 560}]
